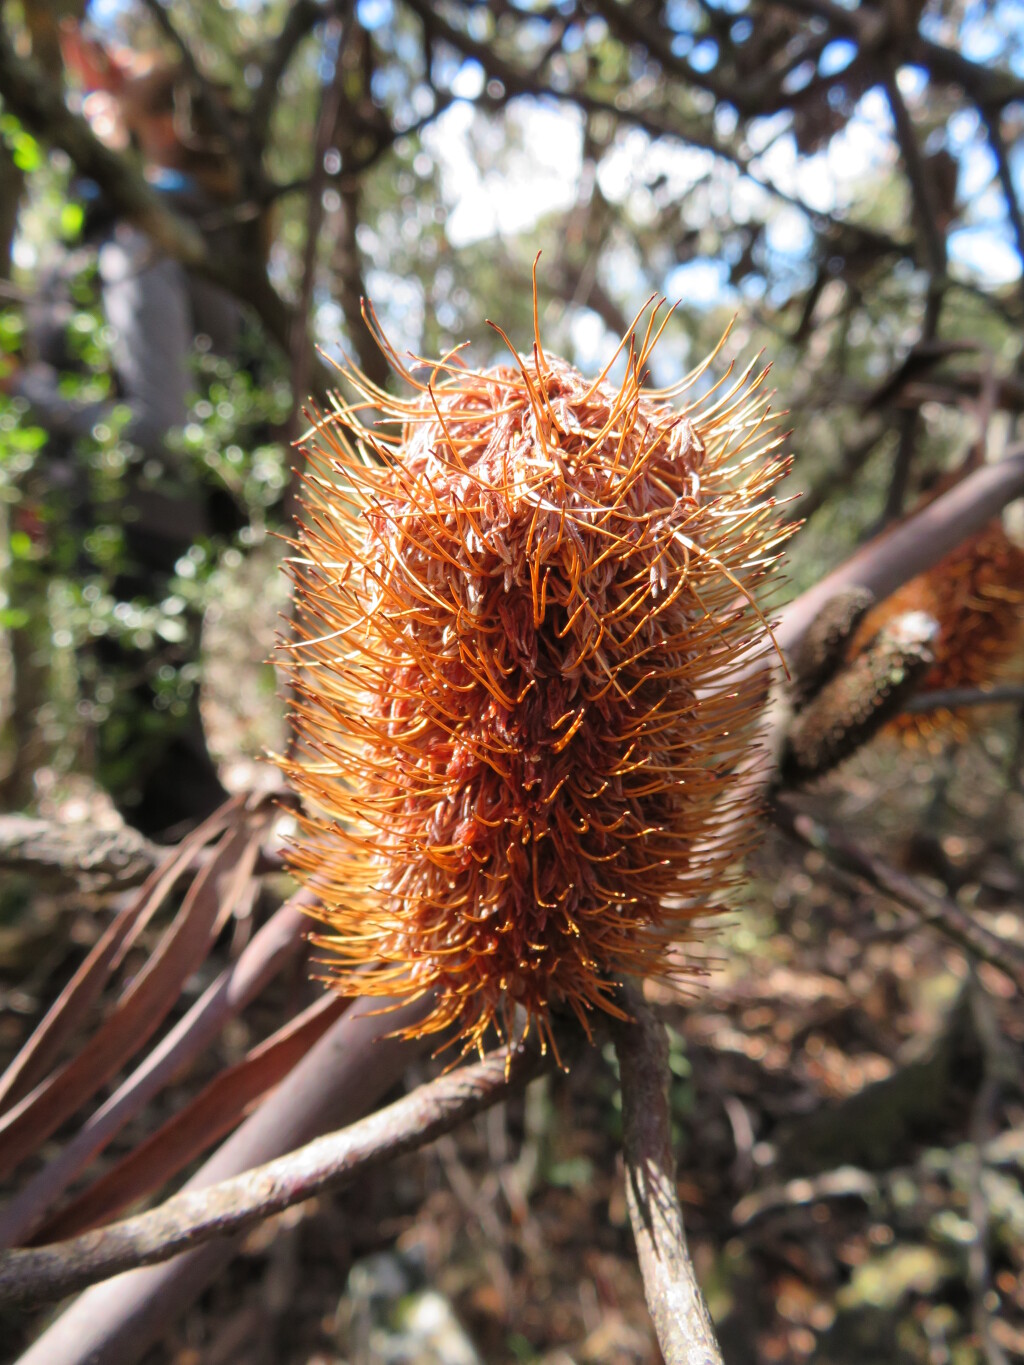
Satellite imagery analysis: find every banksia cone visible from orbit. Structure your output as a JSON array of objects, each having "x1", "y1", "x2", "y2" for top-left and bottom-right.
[
  {"x1": 280, "y1": 300, "x2": 789, "y2": 1056},
  {"x1": 849, "y1": 518, "x2": 1024, "y2": 746}
]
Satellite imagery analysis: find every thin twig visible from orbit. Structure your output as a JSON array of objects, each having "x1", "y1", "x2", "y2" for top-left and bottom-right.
[
  {"x1": 772, "y1": 799, "x2": 1024, "y2": 994},
  {"x1": 882, "y1": 67, "x2": 946, "y2": 278},
  {"x1": 250, "y1": 0, "x2": 330, "y2": 150},
  {"x1": 289, "y1": 12, "x2": 349, "y2": 438},
  {"x1": 0, "y1": 1040, "x2": 550, "y2": 1309},
  {"x1": 610, "y1": 985, "x2": 724, "y2": 1365},
  {"x1": 794, "y1": 421, "x2": 887, "y2": 525},
  {"x1": 400, "y1": 0, "x2": 907, "y2": 261},
  {"x1": 980, "y1": 107, "x2": 1024, "y2": 309},
  {"x1": 137, "y1": 0, "x2": 242, "y2": 159},
  {"x1": 903, "y1": 684, "x2": 1024, "y2": 715}
]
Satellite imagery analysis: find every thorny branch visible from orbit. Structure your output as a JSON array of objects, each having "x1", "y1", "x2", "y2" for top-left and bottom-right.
[
  {"x1": 0, "y1": 1041, "x2": 551, "y2": 1308},
  {"x1": 611, "y1": 985, "x2": 725, "y2": 1365}
]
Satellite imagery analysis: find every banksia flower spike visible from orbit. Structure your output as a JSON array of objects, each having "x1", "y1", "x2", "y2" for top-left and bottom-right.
[
  {"x1": 280, "y1": 289, "x2": 790, "y2": 1059},
  {"x1": 849, "y1": 518, "x2": 1024, "y2": 747}
]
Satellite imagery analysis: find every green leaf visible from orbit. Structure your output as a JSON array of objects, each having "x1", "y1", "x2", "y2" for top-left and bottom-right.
[
  {"x1": 61, "y1": 202, "x2": 85, "y2": 239},
  {"x1": 11, "y1": 130, "x2": 41, "y2": 173}
]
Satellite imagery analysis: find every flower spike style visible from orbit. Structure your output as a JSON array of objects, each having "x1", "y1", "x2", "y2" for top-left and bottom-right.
[{"x1": 280, "y1": 299, "x2": 791, "y2": 1059}]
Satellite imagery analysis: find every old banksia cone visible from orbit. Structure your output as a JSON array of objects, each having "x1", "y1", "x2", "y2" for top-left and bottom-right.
[
  {"x1": 281, "y1": 298, "x2": 790, "y2": 1057},
  {"x1": 850, "y1": 517, "x2": 1024, "y2": 746}
]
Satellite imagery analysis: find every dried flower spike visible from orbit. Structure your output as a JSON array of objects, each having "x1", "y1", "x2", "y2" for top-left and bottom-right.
[
  {"x1": 848, "y1": 517, "x2": 1024, "y2": 746},
  {"x1": 280, "y1": 297, "x2": 789, "y2": 1057}
]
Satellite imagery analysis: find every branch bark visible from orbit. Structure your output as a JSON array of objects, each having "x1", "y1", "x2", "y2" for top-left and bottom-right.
[
  {"x1": 610, "y1": 985, "x2": 724, "y2": 1365},
  {"x1": 0, "y1": 1039, "x2": 549, "y2": 1309},
  {"x1": 783, "y1": 609, "x2": 938, "y2": 782},
  {"x1": 0, "y1": 816, "x2": 162, "y2": 892},
  {"x1": 777, "y1": 445, "x2": 1024, "y2": 662}
]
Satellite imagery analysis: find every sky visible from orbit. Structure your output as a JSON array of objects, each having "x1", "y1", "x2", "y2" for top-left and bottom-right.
[
  {"x1": 426, "y1": 67, "x2": 1022, "y2": 296},
  {"x1": 80, "y1": 0, "x2": 1024, "y2": 313}
]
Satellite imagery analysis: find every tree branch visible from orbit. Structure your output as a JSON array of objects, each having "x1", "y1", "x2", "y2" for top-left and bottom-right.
[
  {"x1": 0, "y1": 813, "x2": 286, "y2": 894},
  {"x1": 776, "y1": 445, "x2": 1024, "y2": 662},
  {"x1": 783, "y1": 609, "x2": 938, "y2": 782},
  {"x1": 249, "y1": 0, "x2": 330, "y2": 151},
  {"x1": 0, "y1": 892, "x2": 313, "y2": 1249},
  {"x1": 772, "y1": 799, "x2": 1024, "y2": 995},
  {"x1": 400, "y1": 0, "x2": 906, "y2": 262},
  {"x1": 793, "y1": 421, "x2": 888, "y2": 525},
  {"x1": 610, "y1": 984, "x2": 724, "y2": 1365},
  {"x1": 979, "y1": 105, "x2": 1024, "y2": 304},
  {"x1": 0, "y1": 19, "x2": 328, "y2": 389},
  {"x1": 289, "y1": 12, "x2": 350, "y2": 435},
  {"x1": 136, "y1": 0, "x2": 242, "y2": 162},
  {"x1": 902, "y1": 684, "x2": 1024, "y2": 715},
  {"x1": 0, "y1": 21, "x2": 205, "y2": 266},
  {"x1": 0, "y1": 1039, "x2": 549, "y2": 1309},
  {"x1": 881, "y1": 67, "x2": 947, "y2": 279},
  {"x1": 913, "y1": 34, "x2": 1024, "y2": 109},
  {"x1": 0, "y1": 816, "x2": 162, "y2": 892}
]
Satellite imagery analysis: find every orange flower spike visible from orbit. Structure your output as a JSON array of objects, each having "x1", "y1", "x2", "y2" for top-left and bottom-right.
[{"x1": 280, "y1": 304, "x2": 791, "y2": 1059}]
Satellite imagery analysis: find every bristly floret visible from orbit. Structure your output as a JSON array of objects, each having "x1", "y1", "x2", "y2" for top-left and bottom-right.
[{"x1": 280, "y1": 297, "x2": 791, "y2": 1059}]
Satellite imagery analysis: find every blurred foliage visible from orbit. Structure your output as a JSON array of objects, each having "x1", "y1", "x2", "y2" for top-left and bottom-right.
[{"x1": 0, "y1": 117, "x2": 290, "y2": 792}]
